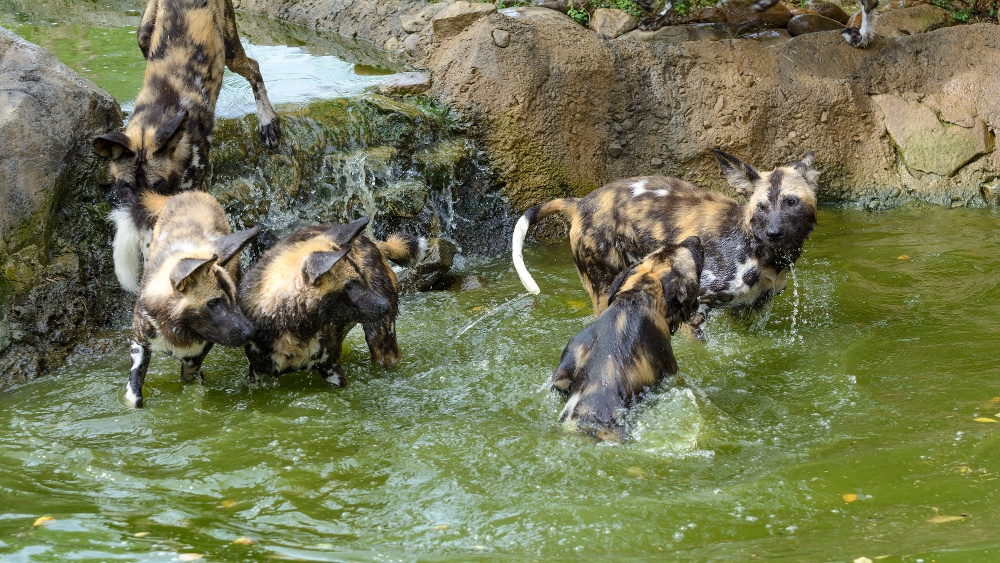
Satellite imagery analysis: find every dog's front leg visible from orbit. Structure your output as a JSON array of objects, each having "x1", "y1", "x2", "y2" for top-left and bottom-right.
[
  {"x1": 222, "y1": 0, "x2": 281, "y2": 149},
  {"x1": 126, "y1": 340, "x2": 151, "y2": 407},
  {"x1": 316, "y1": 325, "x2": 350, "y2": 386},
  {"x1": 363, "y1": 317, "x2": 401, "y2": 369},
  {"x1": 179, "y1": 343, "x2": 213, "y2": 383}
]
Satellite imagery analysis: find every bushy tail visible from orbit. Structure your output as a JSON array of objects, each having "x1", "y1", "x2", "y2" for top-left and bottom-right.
[
  {"x1": 110, "y1": 208, "x2": 142, "y2": 293},
  {"x1": 377, "y1": 234, "x2": 427, "y2": 268},
  {"x1": 511, "y1": 198, "x2": 576, "y2": 295}
]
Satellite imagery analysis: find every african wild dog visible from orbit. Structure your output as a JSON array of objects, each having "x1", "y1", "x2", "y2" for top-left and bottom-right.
[
  {"x1": 93, "y1": 0, "x2": 280, "y2": 293},
  {"x1": 553, "y1": 237, "x2": 704, "y2": 442},
  {"x1": 636, "y1": 0, "x2": 879, "y2": 48},
  {"x1": 512, "y1": 149, "x2": 819, "y2": 338},
  {"x1": 125, "y1": 191, "x2": 261, "y2": 407},
  {"x1": 239, "y1": 217, "x2": 426, "y2": 386}
]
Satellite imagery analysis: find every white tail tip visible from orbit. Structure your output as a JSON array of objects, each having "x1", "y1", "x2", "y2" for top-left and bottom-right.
[
  {"x1": 110, "y1": 208, "x2": 142, "y2": 293},
  {"x1": 512, "y1": 215, "x2": 541, "y2": 295}
]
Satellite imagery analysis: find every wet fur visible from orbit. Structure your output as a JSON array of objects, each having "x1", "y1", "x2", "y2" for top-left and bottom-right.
[
  {"x1": 126, "y1": 191, "x2": 261, "y2": 407},
  {"x1": 640, "y1": 0, "x2": 878, "y2": 47},
  {"x1": 553, "y1": 238, "x2": 704, "y2": 441},
  {"x1": 94, "y1": 0, "x2": 280, "y2": 292},
  {"x1": 239, "y1": 218, "x2": 424, "y2": 385},
  {"x1": 513, "y1": 150, "x2": 819, "y2": 338}
]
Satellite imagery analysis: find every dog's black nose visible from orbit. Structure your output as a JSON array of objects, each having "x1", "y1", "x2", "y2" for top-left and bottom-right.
[{"x1": 766, "y1": 228, "x2": 783, "y2": 241}]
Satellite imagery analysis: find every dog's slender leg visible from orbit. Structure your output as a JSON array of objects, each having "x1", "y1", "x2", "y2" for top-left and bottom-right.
[
  {"x1": 126, "y1": 340, "x2": 151, "y2": 408},
  {"x1": 638, "y1": 0, "x2": 675, "y2": 31},
  {"x1": 316, "y1": 325, "x2": 349, "y2": 386},
  {"x1": 842, "y1": 0, "x2": 878, "y2": 48},
  {"x1": 687, "y1": 305, "x2": 710, "y2": 341},
  {"x1": 136, "y1": 0, "x2": 159, "y2": 59},
  {"x1": 363, "y1": 317, "x2": 401, "y2": 369},
  {"x1": 180, "y1": 344, "x2": 213, "y2": 383},
  {"x1": 222, "y1": 0, "x2": 280, "y2": 149}
]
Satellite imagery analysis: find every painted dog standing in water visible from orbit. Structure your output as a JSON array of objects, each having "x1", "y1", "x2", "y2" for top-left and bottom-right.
[
  {"x1": 513, "y1": 150, "x2": 819, "y2": 338},
  {"x1": 126, "y1": 191, "x2": 261, "y2": 407},
  {"x1": 553, "y1": 237, "x2": 704, "y2": 442},
  {"x1": 239, "y1": 218, "x2": 425, "y2": 386},
  {"x1": 93, "y1": 0, "x2": 280, "y2": 293}
]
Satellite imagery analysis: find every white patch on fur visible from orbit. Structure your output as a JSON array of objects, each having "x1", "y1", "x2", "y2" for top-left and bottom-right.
[
  {"x1": 256, "y1": 97, "x2": 273, "y2": 127},
  {"x1": 148, "y1": 333, "x2": 206, "y2": 360},
  {"x1": 631, "y1": 180, "x2": 670, "y2": 198},
  {"x1": 325, "y1": 373, "x2": 342, "y2": 385},
  {"x1": 125, "y1": 383, "x2": 141, "y2": 407},
  {"x1": 190, "y1": 144, "x2": 201, "y2": 169},
  {"x1": 111, "y1": 208, "x2": 143, "y2": 293},
  {"x1": 512, "y1": 215, "x2": 540, "y2": 294}
]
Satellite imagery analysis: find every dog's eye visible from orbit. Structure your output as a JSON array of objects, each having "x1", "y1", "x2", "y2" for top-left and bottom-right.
[
  {"x1": 206, "y1": 297, "x2": 225, "y2": 309},
  {"x1": 757, "y1": 202, "x2": 768, "y2": 211},
  {"x1": 785, "y1": 196, "x2": 800, "y2": 207}
]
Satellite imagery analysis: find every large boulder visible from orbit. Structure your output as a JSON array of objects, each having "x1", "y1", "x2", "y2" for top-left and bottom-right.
[{"x1": 0, "y1": 26, "x2": 123, "y2": 385}]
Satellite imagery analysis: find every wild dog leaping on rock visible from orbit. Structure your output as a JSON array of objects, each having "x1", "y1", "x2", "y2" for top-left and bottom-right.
[
  {"x1": 554, "y1": 237, "x2": 704, "y2": 442},
  {"x1": 93, "y1": 0, "x2": 281, "y2": 293},
  {"x1": 126, "y1": 191, "x2": 261, "y2": 407},
  {"x1": 637, "y1": 0, "x2": 878, "y2": 48},
  {"x1": 512, "y1": 149, "x2": 819, "y2": 339}
]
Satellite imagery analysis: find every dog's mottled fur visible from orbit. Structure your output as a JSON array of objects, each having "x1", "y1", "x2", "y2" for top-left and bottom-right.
[
  {"x1": 94, "y1": 0, "x2": 280, "y2": 293},
  {"x1": 513, "y1": 150, "x2": 819, "y2": 338},
  {"x1": 553, "y1": 237, "x2": 704, "y2": 442},
  {"x1": 239, "y1": 217, "x2": 425, "y2": 385},
  {"x1": 637, "y1": 0, "x2": 878, "y2": 48},
  {"x1": 126, "y1": 191, "x2": 261, "y2": 407}
]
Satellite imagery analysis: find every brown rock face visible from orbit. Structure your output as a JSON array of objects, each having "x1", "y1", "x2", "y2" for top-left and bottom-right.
[
  {"x1": 877, "y1": 4, "x2": 953, "y2": 38},
  {"x1": 432, "y1": 2, "x2": 498, "y2": 40},
  {"x1": 589, "y1": 8, "x2": 639, "y2": 39},
  {"x1": 806, "y1": 0, "x2": 849, "y2": 24}
]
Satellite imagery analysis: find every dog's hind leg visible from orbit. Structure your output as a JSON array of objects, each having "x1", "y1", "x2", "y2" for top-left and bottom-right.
[
  {"x1": 637, "y1": 0, "x2": 675, "y2": 31},
  {"x1": 842, "y1": 0, "x2": 878, "y2": 48},
  {"x1": 222, "y1": 0, "x2": 281, "y2": 149},
  {"x1": 126, "y1": 340, "x2": 151, "y2": 407}
]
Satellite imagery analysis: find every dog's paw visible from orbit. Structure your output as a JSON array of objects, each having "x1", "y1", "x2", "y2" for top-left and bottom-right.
[
  {"x1": 638, "y1": 16, "x2": 668, "y2": 31},
  {"x1": 841, "y1": 28, "x2": 867, "y2": 48},
  {"x1": 259, "y1": 119, "x2": 281, "y2": 150}
]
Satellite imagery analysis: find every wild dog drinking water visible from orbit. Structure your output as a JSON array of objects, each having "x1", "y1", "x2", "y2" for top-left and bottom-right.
[
  {"x1": 126, "y1": 191, "x2": 261, "y2": 407},
  {"x1": 512, "y1": 149, "x2": 818, "y2": 338},
  {"x1": 93, "y1": 0, "x2": 281, "y2": 293},
  {"x1": 636, "y1": 0, "x2": 878, "y2": 48},
  {"x1": 553, "y1": 237, "x2": 704, "y2": 442},
  {"x1": 239, "y1": 218, "x2": 425, "y2": 385}
]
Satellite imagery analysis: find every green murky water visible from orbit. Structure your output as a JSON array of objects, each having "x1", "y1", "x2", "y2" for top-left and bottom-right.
[{"x1": 3, "y1": 207, "x2": 1000, "y2": 561}]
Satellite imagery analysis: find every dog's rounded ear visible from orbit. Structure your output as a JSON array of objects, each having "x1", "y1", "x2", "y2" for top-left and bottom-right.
[
  {"x1": 153, "y1": 110, "x2": 189, "y2": 156},
  {"x1": 215, "y1": 225, "x2": 262, "y2": 267},
  {"x1": 714, "y1": 149, "x2": 760, "y2": 198},
  {"x1": 171, "y1": 255, "x2": 218, "y2": 292},
  {"x1": 793, "y1": 151, "x2": 821, "y2": 188},
  {"x1": 93, "y1": 131, "x2": 134, "y2": 159},
  {"x1": 301, "y1": 249, "x2": 350, "y2": 286},
  {"x1": 324, "y1": 216, "x2": 370, "y2": 247}
]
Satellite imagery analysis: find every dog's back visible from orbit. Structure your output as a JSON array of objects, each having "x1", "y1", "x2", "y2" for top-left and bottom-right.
[{"x1": 553, "y1": 237, "x2": 704, "y2": 440}]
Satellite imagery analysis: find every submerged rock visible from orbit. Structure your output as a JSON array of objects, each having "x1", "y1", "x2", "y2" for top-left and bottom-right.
[{"x1": 396, "y1": 237, "x2": 458, "y2": 294}]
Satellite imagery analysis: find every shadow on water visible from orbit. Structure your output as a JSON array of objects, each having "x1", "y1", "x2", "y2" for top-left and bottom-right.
[{"x1": 3, "y1": 207, "x2": 1000, "y2": 561}]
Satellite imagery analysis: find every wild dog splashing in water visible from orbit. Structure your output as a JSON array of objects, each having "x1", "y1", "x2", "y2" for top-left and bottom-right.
[{"x1": 512, "y1": 150, "x2": 819, "y2": 338}]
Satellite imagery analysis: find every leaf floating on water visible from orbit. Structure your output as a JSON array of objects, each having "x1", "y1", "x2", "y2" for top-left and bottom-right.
[
  {"x1": 33, "y1": 516, "x2": 54, "y2": 526},
  {"x1": 177, "y1": 554, "x2": 204, "y2": 561},
  {"x1": 219, "y1": 500, "x2": 239, "y2": 508},
  {"x1": 232, "y1": 537, "x2": 255, "y2": 545},
  {"x1": 929, "y1": 514, "x2": 966, "y2": 524},
  {"x1": 471, "y1": 306, "x2": 485, "y2": 312},
  {"x1": 974, "y1": 418, "x2": 998, "y2": 423},
  {"x1": 567, "y1": 300, "x2": 588, "y2": 309},
  {"x1": 854, "y1": 557, "x2": 873, "y2": 563},
  {"x1": 896, "y1": 255, "x2": 909, "y2": 260},
  {"x1": 133, "y1": 532, "x2": 150, "y2": 538},
  {"x1": 988, "y1": 397, "x2": 1000, "y2": 404},
  {"x1": 626, "y1": 466, "x2": 647, "y2": 479},
  {"x1": 435, "y1": 525, "x2": 448, "y2": 531},
  {"x1": 843, "y1": 493, "x2": 858, "y2": 502}
]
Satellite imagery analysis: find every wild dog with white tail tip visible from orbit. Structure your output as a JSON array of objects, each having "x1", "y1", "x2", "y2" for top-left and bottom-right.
[
  {"x1": 513, "y1": 149, "x2": 818, "y2": 338},
  {"x1": 554, "y1": 237, "x2": 704, "y2": 442},
  {"x1": 93, "y1": 0, "x2": 280, "y2": 293},
  {"x1": 239, "y1": 218, "x2": 425, "y2": 385},
  {"x1": 126, "y1": 191, "x2": 261, "y2": 407}
]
